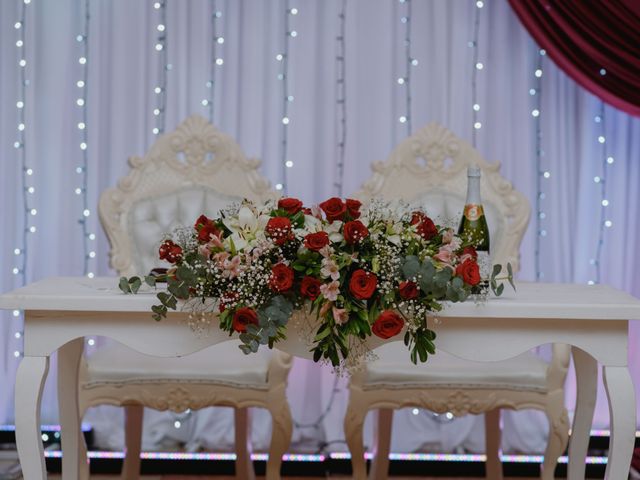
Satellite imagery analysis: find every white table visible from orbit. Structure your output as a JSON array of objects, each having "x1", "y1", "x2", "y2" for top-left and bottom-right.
[{"x1": 1, "y1": 277, "x2": 639, "y2": 479}]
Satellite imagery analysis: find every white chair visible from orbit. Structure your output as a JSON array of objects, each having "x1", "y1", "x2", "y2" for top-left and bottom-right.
[
  {"x1": 344, "y1": 123, "x2": 570, "y2": 480},
  {"x1": 61, "y1": 115, "x2": 293, "y2": 480}
]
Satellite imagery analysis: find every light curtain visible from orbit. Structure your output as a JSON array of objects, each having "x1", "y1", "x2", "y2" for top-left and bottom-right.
[{"x1": 1, "y1": 0, "x2": 639, "y2": 455}]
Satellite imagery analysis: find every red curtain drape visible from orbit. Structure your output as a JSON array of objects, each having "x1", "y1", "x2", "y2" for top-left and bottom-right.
[{"x1": 508, "y1": 0, "x2": 640, "y2": 117}]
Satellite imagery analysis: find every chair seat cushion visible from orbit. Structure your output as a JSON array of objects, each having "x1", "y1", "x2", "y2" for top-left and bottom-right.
[
  {"x1": 364, "y1": 343, "x2": 549, "y2": 392},
  {"x1": 84, "y1": 340, "x2": 272, "y2": 390}
]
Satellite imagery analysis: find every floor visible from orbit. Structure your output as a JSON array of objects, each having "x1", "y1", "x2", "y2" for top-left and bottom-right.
[{"x1": 47, "y1": 477, "x2": 538, "y2": 479}]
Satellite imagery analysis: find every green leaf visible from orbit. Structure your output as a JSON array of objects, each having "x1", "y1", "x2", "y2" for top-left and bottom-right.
[
  {"x1": 491, "y1": 264, "x2": 502, "y2": 280},
  {"x1": 507, "y1": 263, "x2": 516, "y2": 291},
  {"x1": 496, "y1": 283, "x2": 505, "y2": 296},
  {"x1": 314, "y1": 325, "x2": 332, "y2": 342},
  {"x1": 402, "y1": 256, "x2": 421, "y2": 279},
  {"x1": 176, "y1": 265, "x2": 195, "y2": 283},
  {"x1": 157, "y1": 292, "x2": 177, "y2": 310},
  {"x1": 119, "y1": 277, "x2": 131, "y2": 294},
  {"x1": 129, "y1": 277, "x2": 142, "y2": 294},
  {"x1": 144, "y1": 275, "x2": 157, "y2": 287},
  {"x1": 434, "y1": 268, "x2": 452, "y2": 288}
]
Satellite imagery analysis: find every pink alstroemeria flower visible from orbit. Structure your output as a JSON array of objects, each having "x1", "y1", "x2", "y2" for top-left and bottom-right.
[
  {"x1": 321, "y1": 258, "x2": 341, "y2": 281},
  {"x1": 320, "y1": 280, "x2": 340, "y2": 302},
  {"x1": 332, "y1": 306, "x2": 349, "y2": 325},
  {"x1": 222, "y1": 255, "x2": 243, "y2": 279}
]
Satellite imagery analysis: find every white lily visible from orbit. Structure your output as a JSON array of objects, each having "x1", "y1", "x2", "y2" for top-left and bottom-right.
[
  {"x1": 222, "y1": 205, "x2": 270, "y2": 251},
  {"x1": 324, "y1": 220, "x2": 344, "y2": 243},
  {"x1": 383, "y1": 219, "x2": 404, "y2": 246}
]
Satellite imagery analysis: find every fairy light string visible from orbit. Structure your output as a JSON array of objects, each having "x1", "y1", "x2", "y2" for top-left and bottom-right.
[
  {"x1": 75, "y1": 0, "x2": 96, "y2": 279},
  {"x1": 152, "y1": 0, "x2": 168, "y2": 136},
  {"x1": 397, "y1": 0, "x2": 413, "y2": 135},
  {"x1": 532, "y1": 47, "x2": 545, "y2": 280},
  {"x1": 334, "y1": 0, "x2": 347, "y2": 197},
  {"x1": 590, "y1": 101, "x2": 612, "y2": 285},
  {"x1": 470, "y1": 0, "x2": 483, "y2": 146},
  {"x1": 203, "y1": 0, "x2": 223, "y2": 123},
  {"x1": 276, "y1": 1, "x2": 297, "y2": 194},
  {"x1": 12, "y1": 0, "x2": 34, "y2": 358}
]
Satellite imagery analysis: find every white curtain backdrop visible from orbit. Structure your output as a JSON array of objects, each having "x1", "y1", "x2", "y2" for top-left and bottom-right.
[{"x1": 1, "y1": 0, "x2": 639, "y2": 455}]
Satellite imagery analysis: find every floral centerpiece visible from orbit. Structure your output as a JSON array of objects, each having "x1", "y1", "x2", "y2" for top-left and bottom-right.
[{"x1": 119, "y1": 197, "x2": 512, "y2": 368}]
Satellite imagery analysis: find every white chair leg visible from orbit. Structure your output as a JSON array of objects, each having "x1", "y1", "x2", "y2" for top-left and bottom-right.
[
  {"x1": 121, "y1": 405, "x2": 143, "y2": 480},
  {"x1": 369, "y1": 408, "x2": 392, "y2": 480},
  {"x1": 58, "y1": 338, "x2": 88, "y2": 480},
  {"x1": 567, "y1": 346, "x2": 597, "y2": 480},
  {"x1": 344, "y1": 402, "x2": 368, "y2": 480},
  {"x1": 541, "y1": 393, "x2": 569, "y2": 480},
  {"x1": 235, "y1": 407, "x2": 255, "y2": 480},
  {"x1": 484, "y1": 408, "x2": 503, "y2": 480},
  {"x1": 602, "y1": 365, "x2": 636, "y2": 480},
  {"x1": 15, "y1": 355, "x2": 50, "y2": 480},
  {"x1": 78, "y1": 407, "x2": 90, "y2": 480},
  {"x1": 266, "y1": 396, "x2": 292, "y2": 480}
]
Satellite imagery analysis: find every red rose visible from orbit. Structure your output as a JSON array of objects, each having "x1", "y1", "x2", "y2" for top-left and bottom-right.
[
  {"x1": 269, "y1": 263, "x2": 294, "y2": 292},
  {"x1": 300, "y1": 276, "x2": 321, "y2": 300},
  {"x1": 343, "y1": 220, "x2": 369, "y2": 244},
  {"x1": 456, "y1": 259, "x2": 481, "y2": 286},
  {"x1": 278, "y1": 197, "x2": 303, "y2": 215},
  {"x1": 304, "y1": 231, "x2": 330, "y2": 251},
  {"x1": 232, "y1": 307, "x2": 259, "y2": 333},
  {"x1": 411, "y1": 212, "x2": 438, "y2": 240},
  {"x1": 398, "y1": 281, "x2": 419, "y2": 299},
  {"x1": 158, "y1": 240, "x2": 182, "y2": 264},
  {"x1": 345, "y1": 198, "x2": 362, "y2": 219},
  {"x1": 319, "y1": 197, "x2": 346, "y2": 223},
  {"x1": 194, "y1": 214, "x2": 221, "y2": 243},
  {"x1": 372, "y1": 310, "x2": 404, "y2": 339},
  {"x1": 349, "y1": 269, "x2": 378, "y2": 300},
  {"x1": 462, "y1": 246, "x2": 478, "y2": 259},
  {"x1": 265, "y1": 217, "x2": 293, "y2": 245}
]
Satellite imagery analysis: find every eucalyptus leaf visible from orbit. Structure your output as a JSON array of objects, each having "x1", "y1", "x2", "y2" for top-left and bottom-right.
[
  {"x1": 129, "y1": 277, "x2": 142, "y2": 294},
  {"x1": 176, "y1": 265, "x2": 196, "y2": 283},
  {"x1": 119, "y1": 277, "x2": 131, "y2": 294},
  {"x1": 491, "y1": 264, "x2": 502, "y2": 279},
  {"x1": 402, "y1": 256, "x2": 421, "y2": 279}
]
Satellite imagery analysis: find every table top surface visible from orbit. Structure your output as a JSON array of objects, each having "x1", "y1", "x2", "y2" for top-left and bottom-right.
[{"x1": 1, "y1": 276, "x2": 640, "y2": 321}]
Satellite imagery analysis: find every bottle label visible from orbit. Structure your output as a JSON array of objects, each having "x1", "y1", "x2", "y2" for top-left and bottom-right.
[{"x1": 463, "y1": 204, "x2": 484, "y2": 222}]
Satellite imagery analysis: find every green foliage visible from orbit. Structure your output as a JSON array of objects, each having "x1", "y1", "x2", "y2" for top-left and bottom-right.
[
  {"x1": 405, "y1": 326, "x2": 437, "y2": 365},
  {"x1": 490, "y1": 262, "x2": 515, "y2": 296}
]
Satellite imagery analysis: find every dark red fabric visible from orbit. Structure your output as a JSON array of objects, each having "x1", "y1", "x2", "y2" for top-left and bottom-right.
[{"x1": 508, "y1": 0, "x2": 640, "y2": 117}]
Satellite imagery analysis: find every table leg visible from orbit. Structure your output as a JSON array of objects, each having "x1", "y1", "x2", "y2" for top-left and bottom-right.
[
  {"x1": 15, "y1": 355, "x2": 49, "y2": 480},
  {"x1": 603, "y1": 365, "x2": 636, "y2": 479},
  {"x1": 567, "y1": 346, "x2": 597, "y2": 480},
  {"x1": 57, "y1": 338, "x2": 89, "y2": 480}
]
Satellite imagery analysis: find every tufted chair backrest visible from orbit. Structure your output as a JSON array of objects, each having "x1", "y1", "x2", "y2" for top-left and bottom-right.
[
  {"x1": 99, "y1": 115, "x2": 278, "y2": 277},
  {"x1": 354, "y1": 123, "x2": 529, "y2": 272}
]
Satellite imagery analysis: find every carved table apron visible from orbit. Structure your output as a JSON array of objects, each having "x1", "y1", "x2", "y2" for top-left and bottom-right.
[{"x1": 1, "y1": 277, "x2": 639, "y2": 480}]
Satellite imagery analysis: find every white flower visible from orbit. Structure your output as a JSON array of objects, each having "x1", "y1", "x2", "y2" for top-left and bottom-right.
[
  {"x1": 332, "y1": 306, "x2": 349, "y2": 325},
  {"x1": 324, "y1": 220, "x2": 344, "y2": 243},
  {"x1": 321, "y1": 258, "x2": 340, "y2": 280},
  {"x1": 320, "y1": 280, "x2": 340, "y2": 302},
  {"x1": 222, "y1": 205, "x2": 270, "y2": 251}
]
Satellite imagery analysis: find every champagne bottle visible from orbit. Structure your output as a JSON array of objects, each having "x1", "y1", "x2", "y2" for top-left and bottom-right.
[{"x1": 458, "y1": 166, "x2": 490, "y2": 289}]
